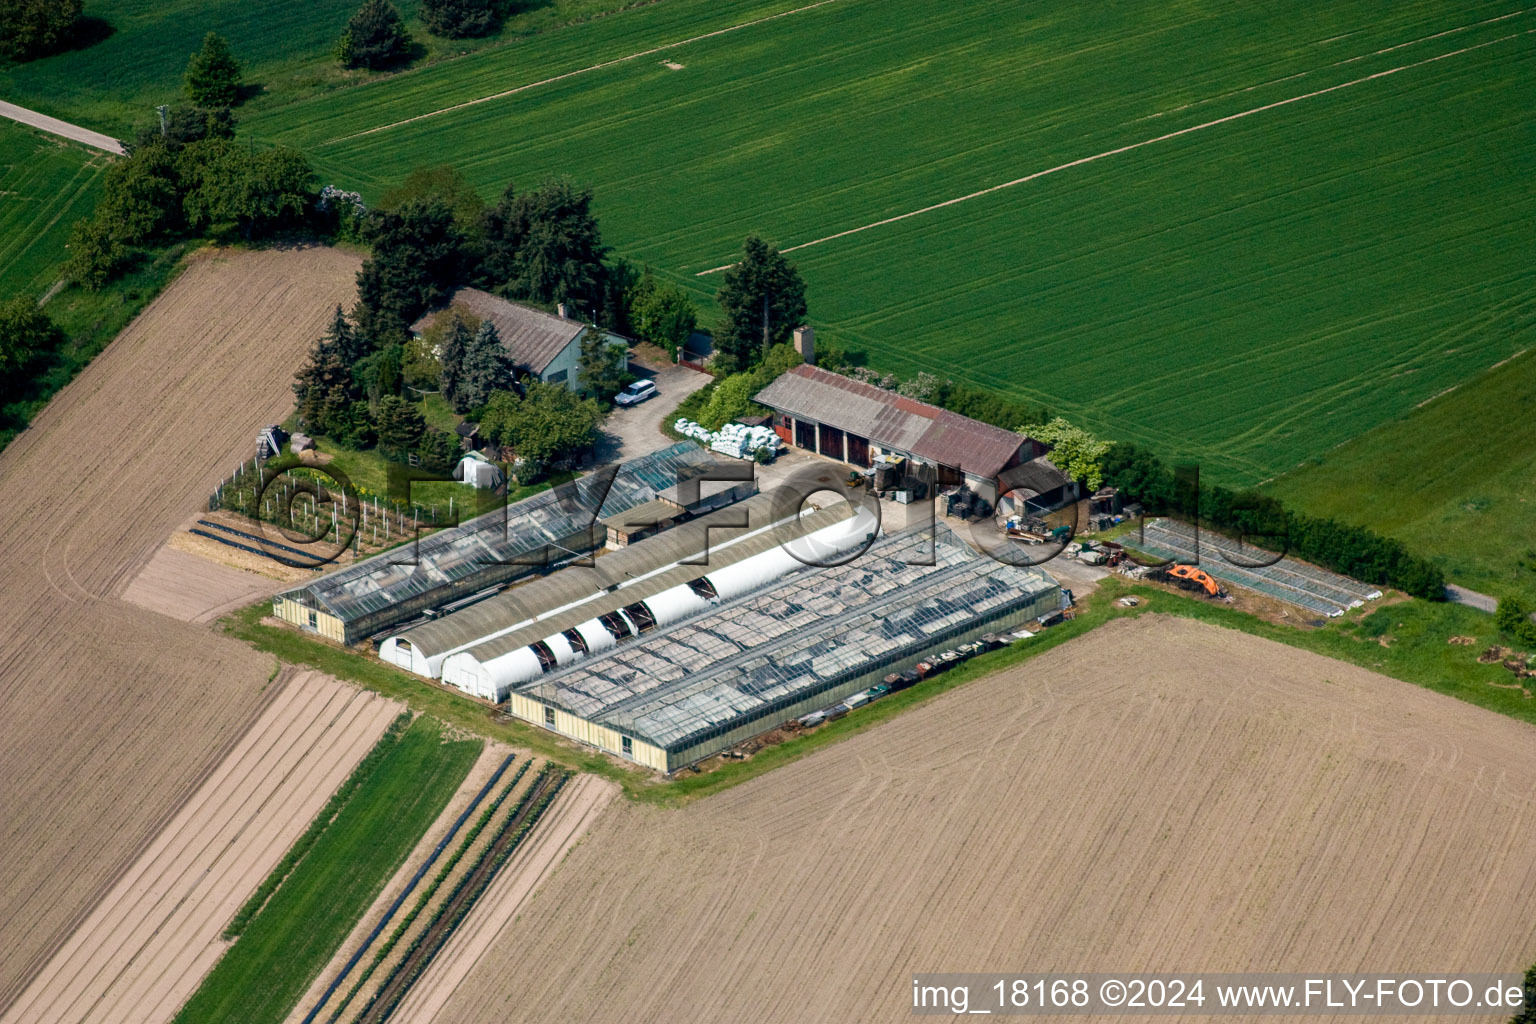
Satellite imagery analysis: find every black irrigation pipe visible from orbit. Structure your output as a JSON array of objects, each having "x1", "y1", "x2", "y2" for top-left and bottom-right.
[
  {"x1": 299, "y1": 752, "x2": 517, "y2": 1024},
  {"x1": 187, "y1": 529, "x2": 282, "y2": 561},
  {"x1": 196, "y1": 519, "x2": 327, "y2": 559}
]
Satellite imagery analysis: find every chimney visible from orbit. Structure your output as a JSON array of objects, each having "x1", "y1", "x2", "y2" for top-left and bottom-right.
[
  {"x1": 557, "y1": 302, "x2": 570, "y2": 319},
  {"x1": 793, "y1": 325, "x2": 815, "y2": 365}
]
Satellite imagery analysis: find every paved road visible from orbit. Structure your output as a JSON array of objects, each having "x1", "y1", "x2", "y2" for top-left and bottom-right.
[
  {"x1": 0, "y1": 100, "x2": 125, "y2": 155},
  {"x1": 589, "y1": 357, "x2": 712, "y2": 464},
  {"x1": 1445, "y1": 584, "x2": 1497, "y2": 614}
]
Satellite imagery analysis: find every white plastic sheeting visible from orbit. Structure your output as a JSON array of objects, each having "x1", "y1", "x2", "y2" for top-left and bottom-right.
[
  {"x1": 573, "y1": 619, "x2": 618, "y2": 658},
  {"x1": 379, "y1": 637, "x2": 431, "y2": 675},
  {"x1": 640, "y1": 587, "x2": 714, "y2": 625}
]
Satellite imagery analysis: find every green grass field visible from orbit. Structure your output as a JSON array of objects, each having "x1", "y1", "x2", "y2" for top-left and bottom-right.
[
  {"x1": 0, "y1": 120, "x2": 196, "y2": 451},
  {"x1": 171, "y1": 714, "x2": 480, "y2": 1024},
  {"x1": 237, "y1": 0, "x2": 1535, "y2": 485},
  {"x1": 0, "y1": 0, "x2": 654, "y2": 136},
  {"x1": 1266, "y1": 347, "x2": 1536, "y2": 600},
  {"x1": 0, "y1": 122, "x2": 107, "y2": 299}
]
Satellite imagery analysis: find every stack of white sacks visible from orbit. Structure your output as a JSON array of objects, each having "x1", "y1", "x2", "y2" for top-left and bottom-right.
[{"x1": 674, "y1": 419, "x2": 781, "y2": 460}]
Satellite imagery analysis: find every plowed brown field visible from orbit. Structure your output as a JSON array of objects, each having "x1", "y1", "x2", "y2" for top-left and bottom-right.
[
  {"x1": 1, "y1": 671, "x2": 401, "y2": 1024},
  {"x1": 426, "y1": 617, "x2": 1536, "y2": 1024},
  {"x1": 0, "y1": 245, "x2": 361, "y2": 1011}
]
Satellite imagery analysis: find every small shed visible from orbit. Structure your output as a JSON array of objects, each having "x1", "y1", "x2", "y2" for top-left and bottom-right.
[
  {"x1": 455, "y1": 421, "x2": 484, "y2": 452},
  {"x1": 602, "y1": 498, "x2": 683, "y2": 548}
]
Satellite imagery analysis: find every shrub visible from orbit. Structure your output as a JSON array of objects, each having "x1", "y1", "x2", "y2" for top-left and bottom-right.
[
  {"x1": 419, "y1": 0, "x2": 499, "y2": 38},
  {"x1": 1495, "y1": 595, "x2": 1536, "y2": 647},
  {"x1": 337, "y1": 0, "x2": 411, "y2": 70}
]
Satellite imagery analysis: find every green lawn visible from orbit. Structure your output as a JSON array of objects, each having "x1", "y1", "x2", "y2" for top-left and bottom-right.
[
  {"x1": 232, "y1": 0, "x2": 1536, "y2": 485},
  {"x1": 172, "y1": 714, "x2": 481, "y2": 1024},
  {"x1": 1265, "y1": 348, "x2": 1536, "y2": 602},
  {"x1": 0, "y1": 0, "x2": 659, "y2": 136}
]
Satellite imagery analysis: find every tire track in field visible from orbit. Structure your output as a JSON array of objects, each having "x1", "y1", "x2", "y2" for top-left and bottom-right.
[
  {"x1": 1132, "y1": 6, "x2": 1536, "y2": 123},
  {"x1": 695, "y1": 28, "x2": 1535, "y2": 274},
  {"x1": 325, "y1": 0, "x2": 851, "y2": 144}
]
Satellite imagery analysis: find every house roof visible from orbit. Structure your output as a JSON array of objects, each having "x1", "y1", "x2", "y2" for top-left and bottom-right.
[
  {"x1": 410, "y1": 288, "x2": 584, "y2": 375},
  {"x1": 754, "y1": 365, "x2": 1028, "y2": 478}
]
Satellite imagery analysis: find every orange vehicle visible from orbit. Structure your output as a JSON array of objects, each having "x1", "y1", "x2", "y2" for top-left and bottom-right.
[{"x1": 1161, "y1": 564, "x2": 1226, "y2": 598}]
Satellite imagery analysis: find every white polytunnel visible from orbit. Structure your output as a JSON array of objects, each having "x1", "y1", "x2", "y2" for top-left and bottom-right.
[
  {"x1": 638, "y1": 586, "x2": 713, "y2": 626},
  {"x1": 572, "y1": 619, "x2": 618, "y2": 658},
  {"x1": 385, "y1": 490, "x2": 874, "y2": 702},
  {"x1": 438, "y1": 502, "x2": 879, "y2": 702}
]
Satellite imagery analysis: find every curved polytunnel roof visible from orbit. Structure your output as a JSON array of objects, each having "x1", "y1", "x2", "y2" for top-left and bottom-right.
[{"x1": 387, "y1": 488, "x2": 862, "y2": 671}]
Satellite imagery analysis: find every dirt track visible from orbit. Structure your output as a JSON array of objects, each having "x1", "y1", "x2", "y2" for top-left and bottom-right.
[
  {"x1": 0, "y1": 246, "x2": 362, "y2": 1010},
  {"x1": 1, "y1": 671, "x2": 400, "y2": 1024},
  {"x1": 426, "y1": 617, "x2": 1536, "y2": 1024}
]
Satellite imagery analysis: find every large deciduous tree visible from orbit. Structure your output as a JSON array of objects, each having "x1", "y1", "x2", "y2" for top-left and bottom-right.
[
  {"x1": 183, "y1": 32, "x2": 242, "y2": 108},
  {"x1": 0, "y1": 297, "x2": 60, "y2": 385},
  {"x1": 628, "y1": 267, "x2": 697, "y2": 358},
  {"x1": 179, "y1": 140, "x2": 314, "y2": 240},
  {"x1": 713, "y1": 233, "x2": 806, "y2": 373},
  {"x1": 478, "y1": 381, "x2": 600, "y2": 476},
  {"x1": 1018, "y1": 417, "x2": 1111, "y2": 490}
]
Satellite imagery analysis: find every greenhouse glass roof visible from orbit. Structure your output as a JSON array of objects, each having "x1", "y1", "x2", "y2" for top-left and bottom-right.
[
  {"x1": 281, "y1": 442, "x2": 717, "y2": 624},
  {"x1": 520, "y1": 524, "x2": 1060, "y2": 751}
]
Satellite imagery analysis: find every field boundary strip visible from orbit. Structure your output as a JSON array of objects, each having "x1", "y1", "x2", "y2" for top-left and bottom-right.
[
  {"x1": 325, "y1": 0, "x2": 850, "y2": 144},
  {"x1": 696, "y1": 28, "x2": 1535, "y2": 274}
]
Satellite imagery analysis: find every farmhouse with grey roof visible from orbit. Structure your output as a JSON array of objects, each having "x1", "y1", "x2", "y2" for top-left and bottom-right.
[{"x1": 409, "y1": 287, "x2": 625, "y2": 389}]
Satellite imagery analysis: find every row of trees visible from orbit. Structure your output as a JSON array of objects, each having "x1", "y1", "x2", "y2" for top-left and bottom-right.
[
  {"x1": 1099, "y1": 443, "x2": 1446, "y2": 599},
  {"x1": 67, "y1": 132, "x2": 313, "y2": 287},
  {"x1": 811, "y1": 356, "x2": 1053, "y2": 433}
]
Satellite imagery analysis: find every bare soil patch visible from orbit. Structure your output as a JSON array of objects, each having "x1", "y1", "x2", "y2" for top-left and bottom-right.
[
  {"x1": 1, "y1": 671, "x2": 401, "y2": 1024},
  {"x1": 121, "y1": 543, "x2": 285, "y2": 623},
  {"x1": 428, "y1": 617, "x2": 1536, "y2": 1024},
  {"x1": 0, "y1": 245, "x2": 362, "y2": 1011}
]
